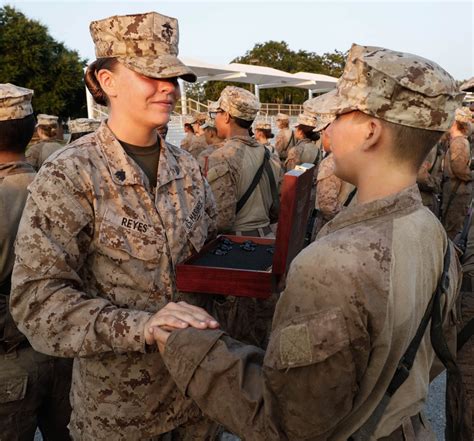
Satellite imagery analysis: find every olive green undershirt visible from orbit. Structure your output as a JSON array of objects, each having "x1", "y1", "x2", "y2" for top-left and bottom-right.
[{"x1": 119, "y1": 139, "x2": 161, "y2": 190}]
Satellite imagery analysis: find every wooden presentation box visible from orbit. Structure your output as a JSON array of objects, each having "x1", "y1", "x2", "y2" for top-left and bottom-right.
[{"x1": 176, "y1": 163, "x2": 315, "y2": 299}]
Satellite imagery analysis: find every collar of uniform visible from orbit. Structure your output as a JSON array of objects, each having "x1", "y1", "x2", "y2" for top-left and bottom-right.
[
  {"x1": 96, "y1": 122, "x2": 144, "y2": 186},
  {"x1": 96, "y1": 122, "x2": 183, "y2": 188},
  {"x1": 321, "y1": 184, "x2": 423, "y2": 236},
  {"x1": 157, "y1": 140, "x2": 184, "y2": 189},
  {"x1": 228, "y1": 135, "x2": 261, "y2": 148},
  {"x1": 0, "y1": 161, "x2": 35, "y2": 178},
  {"x1": 295, "y1": 139, "x2": 311, "y2": 147}
]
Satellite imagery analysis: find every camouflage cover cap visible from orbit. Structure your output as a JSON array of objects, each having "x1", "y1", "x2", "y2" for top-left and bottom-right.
[
  {"x1": 202, "y1": 117, "x2": 216, "y2": 129},
  {"x1": 90, "y1": 12, "x2": 196, "y2": 82},
  {"x1": 0, "y1": 83, "x2": 34, "y2": 121},
  {"x1": 308, "y1": 43, "x2": 465, "y2": 131},
  {"x1": 37, "y1": 114, "x2": 58, "y2": 127},
  {"x1": 67, "y1": 118, "x2": 101, "y2": 134},
  {"x1": 303, "y1": 99, "x2": 335, "y2": 132},
  {"x1": 455, "y1": 107, "x2": 472, "y2": 123},
  {"x1": 208, "y1": 101, "x2": 219, "y2": 113},
  {"x1": 460, "y1": 77, "x2": 474, "y2": 93},
  {"x1": 312, "y1": 113, "x2": 336, "y2": 133},
  {"x1": 255, "y1": 120, "x2": 272, "y2": 130},
  {"x1": 217, "y1": 86, "x2": 260, "y2": 121},
  {"x1": 295, "y1": 112, "x2": 318, "y2": 128},
  {"x1": 276, "y1": 113, "x2": 289, "y2": 121},
  {"x1": 191, "y1": 112, "x2": 207, "y2": 125},
  {"x1": 183, "y1": 115, "x2": 194, "y2": 125}
]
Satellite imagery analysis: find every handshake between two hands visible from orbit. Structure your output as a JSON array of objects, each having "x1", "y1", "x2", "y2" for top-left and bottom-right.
[{"x1": 144, "y1": 301, "x2": 220, "y2": 353}]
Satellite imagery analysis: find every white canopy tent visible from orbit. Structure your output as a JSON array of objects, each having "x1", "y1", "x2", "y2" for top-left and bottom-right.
[
  {"x1": 178, "y1": 57, "x2": 338, "y2": 113},
  {"x1": 86, "y1": 58, "x2": 339, "y2": 117}
]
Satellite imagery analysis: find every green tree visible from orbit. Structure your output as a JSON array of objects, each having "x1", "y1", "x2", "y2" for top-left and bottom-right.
[
  {"x1": 0, "y1": 5, "x2": 87, "y2": 117},
  {"x1": 199, "y1": 41, "x2": 346, "y2": 105}
]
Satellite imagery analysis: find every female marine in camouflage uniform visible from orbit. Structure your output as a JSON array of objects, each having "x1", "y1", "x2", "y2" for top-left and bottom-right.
[{"x1": 10, "y1": 11, "x2": 219, "y2": 441}]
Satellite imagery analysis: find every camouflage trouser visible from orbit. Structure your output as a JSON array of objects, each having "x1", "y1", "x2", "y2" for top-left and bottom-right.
[{"x1": 0, "y1": 345, "x2": 73, "y2": 441}]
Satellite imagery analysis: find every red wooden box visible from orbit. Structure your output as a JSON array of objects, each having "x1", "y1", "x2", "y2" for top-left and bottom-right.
[{"x1": 176, "y1": 163, "x2": 315, "y2": 299}]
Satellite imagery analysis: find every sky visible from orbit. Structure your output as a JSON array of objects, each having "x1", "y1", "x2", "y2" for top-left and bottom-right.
[{"x1": 2, "y1": 0, "x2": 473, "y2": 81}]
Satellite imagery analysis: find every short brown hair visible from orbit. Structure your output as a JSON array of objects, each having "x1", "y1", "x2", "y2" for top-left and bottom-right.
[
  {"x1": 383, "y1": 120, "x2": 443, "y2": 170},
  {"x1": 354, "y1": 112, "x2": 443, "y2": 170}
]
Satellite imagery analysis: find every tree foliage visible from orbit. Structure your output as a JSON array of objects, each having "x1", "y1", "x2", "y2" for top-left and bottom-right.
[
  {"x1": 194, "y1": 41, "x2": 346, "y2": 104},
  {"x1": 0, "y1": 5, "x2": 87, "y2": 117}
]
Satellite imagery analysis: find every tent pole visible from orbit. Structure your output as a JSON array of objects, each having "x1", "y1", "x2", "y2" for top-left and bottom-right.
[{"x1": 179, "y1": 79, "x2": 187, "y2": 115}]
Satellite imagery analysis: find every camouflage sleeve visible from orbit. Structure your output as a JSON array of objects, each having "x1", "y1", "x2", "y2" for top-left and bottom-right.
[
  {"x1": 274, "y1": 132, "x2": 285, "y2": 156},
  {"x1": 203, "y1": 177, "x2": 218, "y2": 240},
  {"x1": 417, "y1": 146, "x2": 438, "y2": 190},
  {"x1": 25, "y1": 144, "x2": 41, "y2": 170},
  {"x1": 284, "y1": 146, "x2": 300, "y2": 171},
  {"x1": 206, "y1": 157, "x2": 237, "y2": 233},
  {"x1": 417, "y1": 161, "x2": 440, "y2": 192},
  {"x1": 449, "y1": 138, "x2": 471, "y2": 182},
  {"x1": 317, "y1": 174, "x2": 343, "y2": 219},
  {"x1": 9, "y1": 164, "x2": 152, "y2": 358},
  {"x1": 163, "y1": 245, "x2": 363, "y2": 440},
  {"x1": 180, "y1": 136, "x2": 190, "y2": 151}
]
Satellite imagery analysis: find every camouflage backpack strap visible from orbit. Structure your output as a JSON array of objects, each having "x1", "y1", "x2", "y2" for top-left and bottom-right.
[
  {"x1": 236, "y1": 148, "x2": 270, "y2": 214},
  {"x1": 284, "y1": 130, "x2": 295, "y2": 153},
  {"x1": 344, "y1": 188, "x2": 358, "y2": 207}
]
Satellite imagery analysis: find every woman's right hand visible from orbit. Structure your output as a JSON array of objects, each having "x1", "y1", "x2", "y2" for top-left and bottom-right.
[{"x1": 144, "y1": 301, "x2": 219, "y2": 345}]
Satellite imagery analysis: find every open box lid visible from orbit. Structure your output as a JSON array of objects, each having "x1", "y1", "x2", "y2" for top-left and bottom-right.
[
  {"x1": 271, "y1": 163, "x2": 315, "y2": 288},
  {"x1": 175, "y1": 162, "x2": 315, "y2": 298}
]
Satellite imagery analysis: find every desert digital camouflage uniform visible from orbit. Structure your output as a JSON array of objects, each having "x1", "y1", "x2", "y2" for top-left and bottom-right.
[
  {"x1": 442, "y1": 129, "x2": 472, "y2": 239},
  {"x1": 180, "y1": 116, "x2": 195, "y2": 152},
  {"x1": 285, "y1": 139, "x2": 320, "y2": 170},
  {"x1": 26, "y1": 114, "x2": 65, "y2": 170},
  {"x1": 0, "y1": 84, "x2": 72, "y2": 441},
  {"x1": 25, "y1": 139, "x2": 64, "y2": 169},
  {"x1": 10, "y1": 11, "x2": 219, "y2": 441},
  {"x1": 180, "y1": 132, "x2": 194, "y2": 151},
  {"x1": 205, "y1": 87, "x2": 281, "y2": 348},
  {"x1": 188, "y1": 135, "x2": 209, "y2": 159},
  {"x1": 416, "y1": 135, "x2": 447, "y2": 216},
  {"x1": 10, "y1": 122, "x2": 217, "y2": 440},
  {"x1": 186, "y1": 113, "x2": 208, "y2": 159},
  {"x1": 207, "y1": 87, "x2": 281, "y2": 235},
  {"x1": 457, "y1": 196, "x2": 474, "y2": 435},
  {"x1": 208, "y1": 136, "x2": 281, "y2": 234},
  {"x1": 196, "y1": 114, "x2": 224, "y2": 174},
  {"x1": 274, "y1": 113, "x2": 295, "y2": 161},
  {"x1": 197, "y1": 142, "x2": 223, "y2": 173},
  {"x1": 254, "y1": 120, "x2": 278, "y2": 157},
  {"x1": 313, "y1": 153, "x2": 355, "y2": 236},
  {"x1": 197, "y1": 138, "x2": 225, "y2": 177},
  {"x1": 285, "y1": 113, "x2": 321, "y2": 171},
  {"x1": 160, "y1": 44, "x2": 464, "y2": 440},
  {"x1": 67, "y1": 117, "x2": 101, "y2": 137}
]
